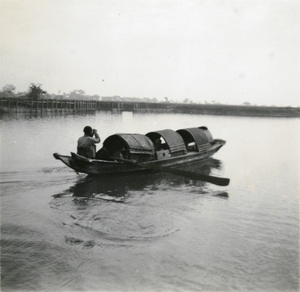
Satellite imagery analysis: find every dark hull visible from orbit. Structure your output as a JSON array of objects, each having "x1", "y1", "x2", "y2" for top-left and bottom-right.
[{"x1": 53, "y1": 139, "x2": 225, "y2": 175}]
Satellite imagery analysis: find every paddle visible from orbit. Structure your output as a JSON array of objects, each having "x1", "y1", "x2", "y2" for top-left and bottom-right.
[{"x1": 112, "y1": 157, "x2": 230, "y2": 186}]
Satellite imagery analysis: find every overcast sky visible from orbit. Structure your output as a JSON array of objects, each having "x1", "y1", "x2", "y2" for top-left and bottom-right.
[{"x1": 0, "y1": 0, "x2": 299, "y2": 106}]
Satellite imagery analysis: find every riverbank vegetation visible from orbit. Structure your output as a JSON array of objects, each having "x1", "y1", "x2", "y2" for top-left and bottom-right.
[{"x1": 1, "y1": 83, "x2": 299, "y2": 117}]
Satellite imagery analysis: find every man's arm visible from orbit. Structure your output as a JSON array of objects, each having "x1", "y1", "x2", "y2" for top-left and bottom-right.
[{"x1": 93, "y1": 129, "x2": 101, "y2": 143}]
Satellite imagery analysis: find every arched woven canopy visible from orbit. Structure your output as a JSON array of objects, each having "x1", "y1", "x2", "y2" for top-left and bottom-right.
[
  {"x1": 176, "y1": 127, "x2": 213, "y2": 151},
  {"x1": 146, "y1": 129, "x2": 186, "y2": 155},
  {"x1": 103, "y1": 133, "x2": 155, "y2": 156}
]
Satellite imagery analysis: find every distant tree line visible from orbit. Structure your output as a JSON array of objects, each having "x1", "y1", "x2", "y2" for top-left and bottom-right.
[
  {"x1": 0, "y1": 83, "x2": 101, "y2": 100},
  {"x1": 0, "y1": 83, "x2": 267, "y2": 106},
  {"x1": 1, "y1": 83, "x2": 47, "y2": 100},
  {"x1": 0, "y1": 83, "x2": 163, "y2": 103}
]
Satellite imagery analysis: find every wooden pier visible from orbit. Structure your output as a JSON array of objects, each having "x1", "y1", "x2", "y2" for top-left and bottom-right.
[
  {"x1": 0, "y1": 98, "x2": 97, "y2": 113},
  {"x1": 0, "y1": 99, "x2": 173, "y2": 114},
  {"x1": 1, "y1": 98, "x2": 299, "y2": 117}
]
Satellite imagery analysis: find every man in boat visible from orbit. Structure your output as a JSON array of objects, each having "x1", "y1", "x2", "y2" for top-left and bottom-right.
[
  {"x1": 154, "y1": 138, "x2": 162, "y2": 151},
  {"x1": 77, "y1": 126, "x2": 100, "y2": 158},
  {"x1": 111, "y1": 147, "x2": 125, "y2": 159}
]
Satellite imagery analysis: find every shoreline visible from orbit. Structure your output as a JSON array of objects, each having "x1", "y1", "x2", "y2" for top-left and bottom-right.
[{"x1": 0, "y1": 98, "x2": 299, "y2": 118}]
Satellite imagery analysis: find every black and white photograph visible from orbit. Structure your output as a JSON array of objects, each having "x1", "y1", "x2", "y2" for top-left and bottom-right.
[{"x1": 0, "y1": 0, "x2": 299, "y2": 291}]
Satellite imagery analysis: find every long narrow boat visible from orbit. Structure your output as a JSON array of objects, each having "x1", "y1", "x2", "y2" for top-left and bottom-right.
[{"x1": 53, "y1": 126, "x2": 226, "y2": 175}]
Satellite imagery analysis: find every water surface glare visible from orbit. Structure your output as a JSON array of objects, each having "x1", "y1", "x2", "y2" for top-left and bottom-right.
[{"x1": 0, "y1": 111, "x2": 299, "y2": 291}]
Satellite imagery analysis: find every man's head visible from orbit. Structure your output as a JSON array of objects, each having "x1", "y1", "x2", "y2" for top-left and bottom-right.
[{"x1": 83, "y1": 126, "x2": 93, "y2": 136}]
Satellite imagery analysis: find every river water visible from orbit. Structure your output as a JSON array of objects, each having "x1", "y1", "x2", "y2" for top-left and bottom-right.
[{"x1": 0, "y1": 111, "x2": 299, "y2": 292}]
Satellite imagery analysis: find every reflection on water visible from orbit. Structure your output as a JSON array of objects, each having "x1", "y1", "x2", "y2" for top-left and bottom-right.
[
  {"x1": 53, "y1": 158, "x2": 224, "y2": 200},
  {"x1": 0, "y1": 110, "x2": 97, "y2": 121}
]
